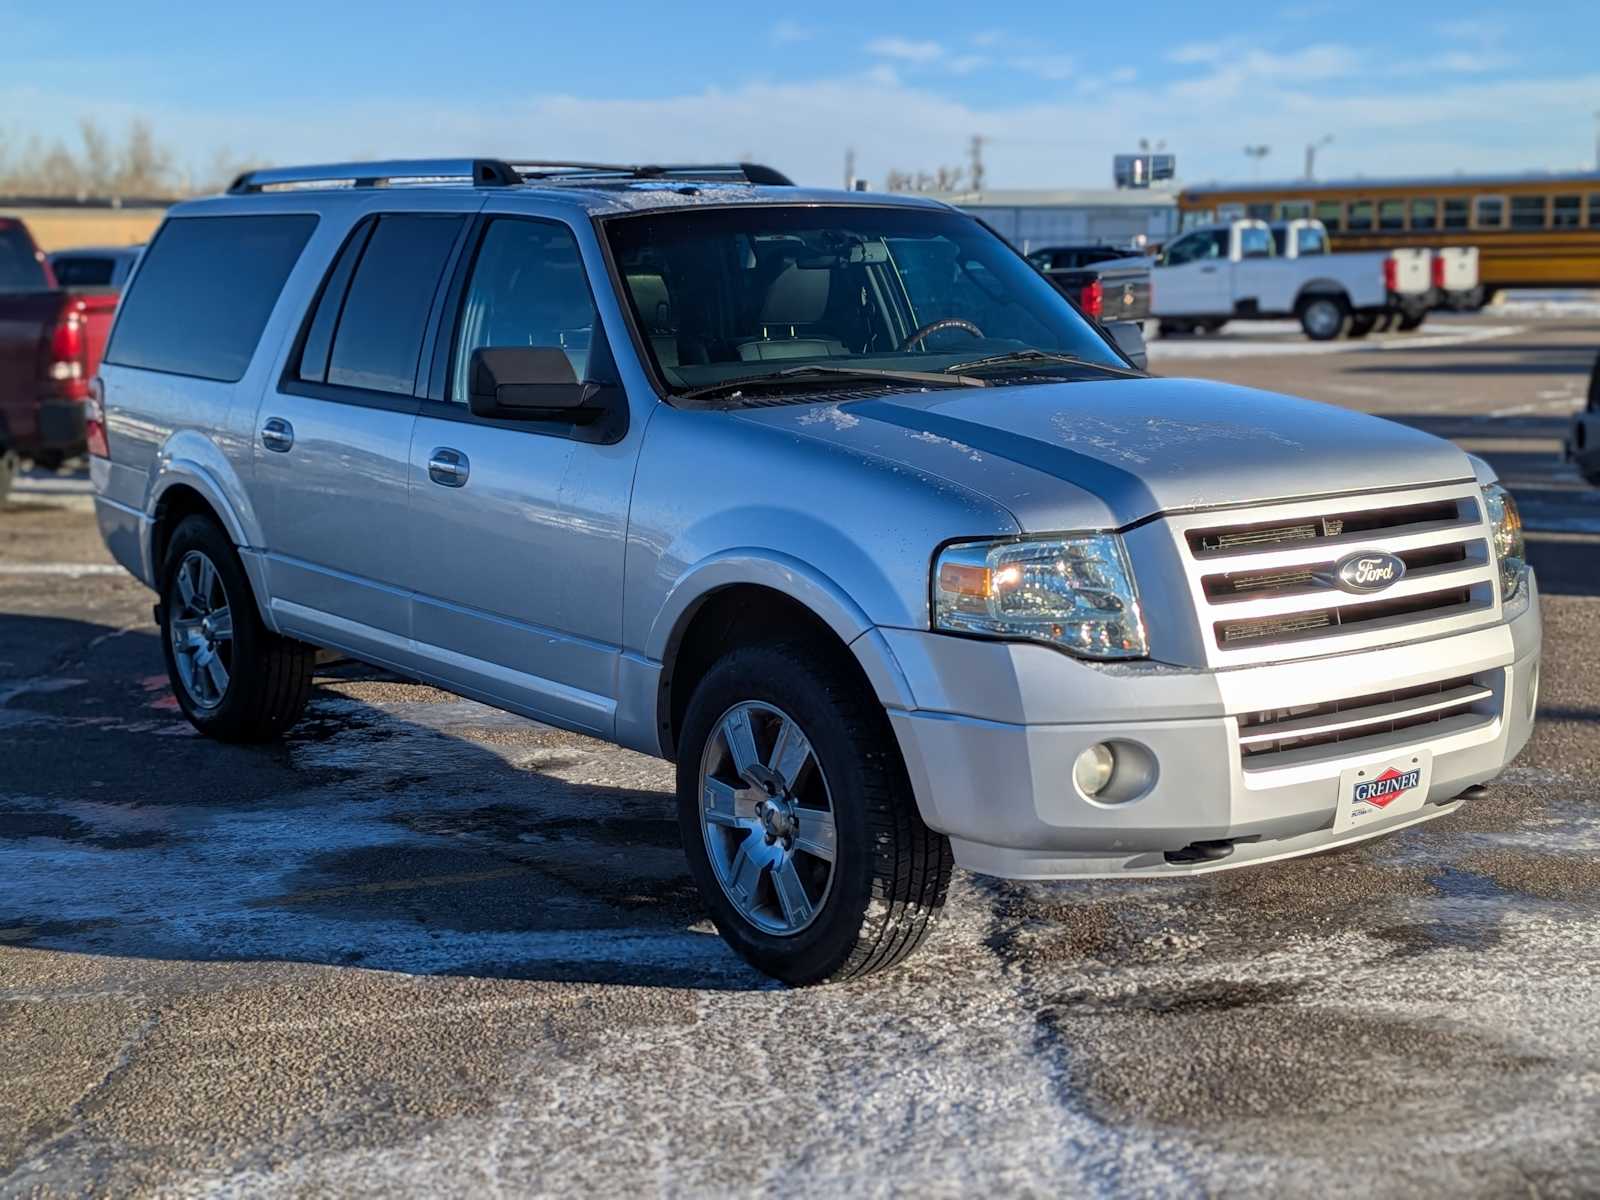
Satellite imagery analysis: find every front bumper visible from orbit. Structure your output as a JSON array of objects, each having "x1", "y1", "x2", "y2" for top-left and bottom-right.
[{"x1": 883, "y1": 573, "x2": 1541, "y2": 879}]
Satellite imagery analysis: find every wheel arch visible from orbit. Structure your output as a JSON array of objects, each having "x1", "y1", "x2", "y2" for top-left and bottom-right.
[
  {"x1": 1294, "y1": 280, "x2": 1350, "y2": 306},
  {"x1": 646, "y1": 554, "x2": 915, "y2": 761},
  {"x1": 146, "y1": 461, "x2": 275, "y2": 631}
]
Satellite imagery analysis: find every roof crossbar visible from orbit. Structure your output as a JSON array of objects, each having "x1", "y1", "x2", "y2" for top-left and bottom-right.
[
  {"x1": 225, "y1": 158, "x2": 797, "y2": 195},
  {"x1": 508, "y1": 161, "x2": 795, "y2": 186},
  {"x1": 228, "y1": 159, "x2": 521, "y2": 193}
]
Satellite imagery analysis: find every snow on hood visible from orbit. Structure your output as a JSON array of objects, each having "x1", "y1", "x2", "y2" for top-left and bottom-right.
[{"x1": 735, "y1": 377, "x2": 1474, "y2": 530}]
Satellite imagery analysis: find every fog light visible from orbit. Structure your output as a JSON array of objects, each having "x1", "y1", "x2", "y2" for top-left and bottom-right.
[{"x1": 1073, "y1": 743, "x2": 1116, "y2": 798}]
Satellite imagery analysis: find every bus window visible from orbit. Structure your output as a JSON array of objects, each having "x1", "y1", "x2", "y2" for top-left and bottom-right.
[
  {"x1": 1279, "y1": 201, "x2": 1311, "y2": 220},
  {"x1": 1475, "y1": 197, "x2": 1506, "y2": 228},
  {"x1": 1410, "y1": 199, "x2": 1438, "y2": 229},
  {"x1": 1180, "y1": 208, "x2": 1217, "y2": 231},
  {"x1": 1315, "y1": 200, "x2": 1343, "y2": 232},
  {"x1": 1379, "y1": 200, "x2": 1405, "y2": 231},
  {"x1": 1443, "y1": 198, "x2": 1469, "y2": 229},
  {"x1": 1553, "y1": 195, "x2": 1581, "y2": 228},
  {"x1": 1510, "y1": 196, "x2": 1548, "y2": 229},
  {"x1": 1348, "y1": 201, "x2": 1374, "y2": 232},
  {"x1": 1245, "y1": 203, "x2": 1273, "y2": 221}
]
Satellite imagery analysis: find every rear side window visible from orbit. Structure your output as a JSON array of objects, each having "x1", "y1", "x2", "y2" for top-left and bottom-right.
[
  {"x1": 51, "y1": 256, "x2": 116, "y2": 287},
  {"x1": 0, "y1": 222, "x2": 49, "y2": 289},
  {"x1": 106, "y1": 215, "x2": 316, "y2": 381},
  {"x1": 322, "y1": 214, "x2": 464, "y2": 395}
]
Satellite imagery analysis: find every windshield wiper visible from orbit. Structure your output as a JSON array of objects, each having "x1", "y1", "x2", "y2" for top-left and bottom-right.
[
  {"x1": 679, "y1": 364, "x2": 987, "y2": 402},
  {"x1": 942, "y1": 349, "x2": 1143, "y2": 378}
]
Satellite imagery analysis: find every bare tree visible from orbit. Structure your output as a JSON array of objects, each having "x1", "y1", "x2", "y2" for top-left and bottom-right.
[
  {"x1": 116, "y1": 119, "x2": 172, "y2": 196},
  {"x1": 79, "y1": 119, "x2": 116, "y2": 194}
]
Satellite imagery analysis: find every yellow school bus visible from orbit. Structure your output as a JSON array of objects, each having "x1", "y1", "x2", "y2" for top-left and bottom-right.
[{"x1": 1179, "y1": 172, "x2": 1600, "y2": 299}]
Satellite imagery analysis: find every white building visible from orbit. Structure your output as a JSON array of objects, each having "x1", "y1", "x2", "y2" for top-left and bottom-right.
[{"x1": 928, "y1": 187, "x2": 1181, "y2": 252}]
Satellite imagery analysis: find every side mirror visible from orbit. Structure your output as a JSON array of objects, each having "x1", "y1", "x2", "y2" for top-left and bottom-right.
[
  {"x1": 468, "y1": 346, "x2": 595, "y2": 420},
  {"x1": 1104, "y1": 320, "x2": 1148, "y2": 371}
]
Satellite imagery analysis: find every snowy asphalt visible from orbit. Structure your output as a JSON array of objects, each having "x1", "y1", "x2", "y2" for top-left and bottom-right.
[{"x1": 2, "y1": 315, "x2": 1598, "y2": 1197}]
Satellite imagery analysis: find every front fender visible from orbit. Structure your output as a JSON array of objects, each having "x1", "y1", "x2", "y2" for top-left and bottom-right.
[{"x1": 612, "y1": 549, "x2": 918, "y2": 758}]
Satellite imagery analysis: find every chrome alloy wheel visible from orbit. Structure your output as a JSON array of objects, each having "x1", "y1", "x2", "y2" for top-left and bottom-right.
[
  {"x1": 698, "y1": 701, "x2": 838, "y2": 936},
  {"x1": 169, "y1": 549, "x2": 233, "y2": 710}
]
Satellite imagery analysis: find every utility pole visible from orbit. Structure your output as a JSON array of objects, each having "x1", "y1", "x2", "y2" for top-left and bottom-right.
[
  {"x1": 968, "y1": 134, "x2": 986, "y2": 193},
  {"x1": 1244, "y1": 145, "x2": 1270, "y2": 178},
  {"x1": 844, "y1": 148, "x2": 856, "y2": 191},
  {"x1": 1305, "y1": 134, "x2": 1333, "y2": 181}
]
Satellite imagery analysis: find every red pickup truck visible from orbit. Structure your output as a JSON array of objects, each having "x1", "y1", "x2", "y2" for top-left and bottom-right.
[{"x1": 1, "y1": 216, "x2": 120, "y2": 497}]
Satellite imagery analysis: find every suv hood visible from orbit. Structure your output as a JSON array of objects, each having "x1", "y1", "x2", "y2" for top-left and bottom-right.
[{"x1": 734, "y1": 377, "x2": 1474, "y2": 530}]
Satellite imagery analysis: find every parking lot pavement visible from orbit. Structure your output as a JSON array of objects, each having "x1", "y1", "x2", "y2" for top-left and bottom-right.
[{"x1": 3, "y1": 322, "x2": 1599, "y2": 1196}]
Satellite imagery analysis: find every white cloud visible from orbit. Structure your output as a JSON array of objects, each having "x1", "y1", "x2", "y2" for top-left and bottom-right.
[
  {"x1": 5, "y1": 57, "x2": 1598, "y2": 195},
  {"x1": 866, "y1": 37, "x2": 945, "y2": 64},
  {"x1": 1011, "y1": 55, "x2": 1077, "y2": 82},
  {"x1": 1433, "y1": 17, "x2": 1509, "y2": 44},
  {"x1": 971, "y1": 29, "x2": 1008, "y2": 48},
  {"x1": 770, "y1": 19, "x2": 814, "y2": 45},
  {"x1": 947, "y1": 54, "x2": 991, "y2": 76}
]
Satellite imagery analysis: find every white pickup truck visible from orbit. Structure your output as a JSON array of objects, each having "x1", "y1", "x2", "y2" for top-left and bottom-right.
[{"x1": 1153, "y1": 218, "x2": 1430, "y2": 340}]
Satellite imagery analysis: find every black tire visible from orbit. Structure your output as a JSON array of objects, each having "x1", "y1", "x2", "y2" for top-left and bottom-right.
[
  {"x1": 31, "y1": 450, "x2": 65, "y2": 471},
  {"x1": 676, "y1": 640, "x2": 953, "y2": 985},
  {"x1": 159, "y1": 514, "x2": 313, "y2": 742},
  {"x1": 1158, "y1": 319, "x2": 1193, "y2": 337},
  {"x1": 1397, "y1": 309, "x2": 1427, "y2": 332},
  {"x1": 1347, "y1": 314, "x2": 1377, "y2": 339},
  {"x1": 1298, "y1": 294, "x2": 1350, "y2": 341},
  {"x1": 0, "y1": 449, "x2": 15, "y2": 504},
  {"x1": 1587, "y1": 354, "x2": 1599, "y2": 413},
  {"x1": 1198, "y1": 319, "x2": 1227, "y2": 334}
]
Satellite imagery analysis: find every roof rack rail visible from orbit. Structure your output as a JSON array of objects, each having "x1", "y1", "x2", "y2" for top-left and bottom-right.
[
  {"x1": 228, "y1": 158, "x2": 521, "y2": 194},
  {"x1": 509, "y1": 161, "x2": 795, "y2": 186}
]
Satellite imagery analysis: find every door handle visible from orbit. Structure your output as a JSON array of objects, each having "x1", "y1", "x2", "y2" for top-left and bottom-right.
[
  {"x1": 260, "y1": 417, "x2": 294, "y2": 452},
  {"x1": 428, "y1": 448, "x2": 470, "y2": 487}
]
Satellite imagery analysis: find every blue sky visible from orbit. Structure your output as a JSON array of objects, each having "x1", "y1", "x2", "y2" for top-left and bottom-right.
[{"x1": 2, "y1": 0, "x2": 1596, "y2": 189}]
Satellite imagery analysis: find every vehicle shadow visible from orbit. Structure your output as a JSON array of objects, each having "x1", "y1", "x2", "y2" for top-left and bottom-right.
[{"x1": 0, "y1": 618, "x2": 767, "y2": 991}]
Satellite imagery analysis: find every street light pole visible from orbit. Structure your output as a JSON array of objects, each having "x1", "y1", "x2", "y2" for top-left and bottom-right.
[
  {"x1": 1244, "y1": 145, "x2": 1270, "y2": 178},
  {"x1": 1305, "y1": 134, "x2": 1334, "y2": 181}
]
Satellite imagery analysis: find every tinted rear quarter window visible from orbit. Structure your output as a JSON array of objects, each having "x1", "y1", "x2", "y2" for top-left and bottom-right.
[
  {"x1": 0, "y1": 222, "x2": 49, "y2": 289},
  {"x1": 324, "y1": 214, "x2": 464, "y2": 395},
  {"x1": 106, "y1": 214, "x2": 317, "y2": 381}
]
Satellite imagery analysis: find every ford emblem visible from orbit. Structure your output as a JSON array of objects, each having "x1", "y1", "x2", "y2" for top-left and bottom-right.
[{"x1": 1333, "y1": 551, "x2": 1406, "y2": 594}]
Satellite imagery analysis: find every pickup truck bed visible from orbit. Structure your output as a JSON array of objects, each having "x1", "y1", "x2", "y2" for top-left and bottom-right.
[
  {"x1": 0, "y1": 218, "x2": 119, "y2": 484},
  {"x1": 1037, "y1": 256, "x2": 1151, "y2": 326}
]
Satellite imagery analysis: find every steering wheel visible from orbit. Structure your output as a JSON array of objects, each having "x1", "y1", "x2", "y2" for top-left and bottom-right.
[{"x1": 900, "y1": 318, "x2": 984, "y2": 351}]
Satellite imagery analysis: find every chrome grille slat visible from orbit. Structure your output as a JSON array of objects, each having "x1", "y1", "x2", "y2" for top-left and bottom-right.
[
  {"x1": 1168, "y1": 483, "x2": 1500, "y2": 664},
  {"x1": 1237, "y1": 683, "x2": 1492, "y2": 746},
  {"x1": 1236, "y1": 672, "x2": 1502, "y2": 767}
]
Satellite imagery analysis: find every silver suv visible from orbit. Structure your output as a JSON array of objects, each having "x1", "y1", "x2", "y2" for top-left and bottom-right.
[{"x1": 91, "y1": 158, "x2": 1541, "y2": 984}]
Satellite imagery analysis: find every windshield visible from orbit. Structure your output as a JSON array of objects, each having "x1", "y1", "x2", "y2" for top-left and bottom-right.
[{"x1": 604, "y1": 204, "x2": 1127, "y2": 399}]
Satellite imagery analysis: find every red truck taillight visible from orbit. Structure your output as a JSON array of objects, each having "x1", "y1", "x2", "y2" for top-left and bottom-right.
[
  {"x1": 1079, "y1": 279, "x2": 1104, "y2": 320},
  {"x1": 85, "y1": 376, "x2": 109, "y2": 458},
  {"x1": 45, "y1": 300, "x2": 91, "y2": 402},
  {"x1": 1431, "y1": 255, "x2": 1447, "y2": 289},
  {"x1": 1382, "y1": 258, "x2": 1398, "y2": 292}
]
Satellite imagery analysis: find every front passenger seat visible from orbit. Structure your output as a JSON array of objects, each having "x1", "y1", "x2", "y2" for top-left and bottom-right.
[{"x1": 737, "y1": 264, "x2": 847, "y2": 361}]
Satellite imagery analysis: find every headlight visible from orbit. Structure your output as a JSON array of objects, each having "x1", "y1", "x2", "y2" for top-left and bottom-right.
[
  {"x1": 933, "y1": 534, "x2": 1148, "y2": 659},
  {"x1": 1481, "y1": 483, "x2": 1526, "y2": 601}
]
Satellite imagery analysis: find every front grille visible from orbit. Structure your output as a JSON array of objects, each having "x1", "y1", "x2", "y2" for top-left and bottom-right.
[
  {"x1": 1216, "y1": 588, "x2": 1475, "y2": 646},
  {"x1": 1172, "y1": 485, "x2": 1498, "y2": 663},
  {"x1": 1187, "y1": 498, "x2": 1462, "y2": 557},
  {"x1": 1238, "y1": 674, "x2": 1499, "y2": 766}
]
